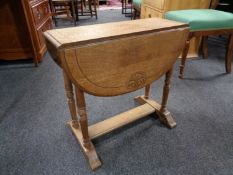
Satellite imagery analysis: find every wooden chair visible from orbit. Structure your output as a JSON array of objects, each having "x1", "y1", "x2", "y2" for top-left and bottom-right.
[
  {"x1": 44, "y1": 18, "x2": 189, "y2": 170},
  {"x1": 77, "y1": 0, "x2": 98, "y2": 20},
  {"x1": 122, "y1": 0, "x2": 132, "y2": 17},
  {"x1": 165, "y1": 9, "x2": 233, "y2": 78},
  {"x1": 49, "y1": 0, "x2": 76, "y2": 26}
]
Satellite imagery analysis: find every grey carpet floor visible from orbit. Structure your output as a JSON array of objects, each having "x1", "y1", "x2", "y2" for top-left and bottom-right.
[{"x1": 0, "y1": 10, "x2": 233, "y2": 175}]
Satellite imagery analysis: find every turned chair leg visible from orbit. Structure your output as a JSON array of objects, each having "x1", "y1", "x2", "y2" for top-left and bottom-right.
[
  {"x1": 63, "y1": 72, "x2": 79, "y2": 128},
  {"x1": 132, "y1": 8, "x2": 137, "y2": 20},
  {"x1": 226, "y1": 34, "x2": 233, "y2": 73},
  {"x1": 71, "y1": 0, "x2": 76, "y2": 26},
  {"x1": 144, "y1": 84, "x2": 151, "y2": 99},
  {"x1": 93, "y1": 0, "x2": 98, "y2": 19},
  {"x1": 80, "y1": 0, "x2": 84, "y2": 15},
  {"x1": 179, "y1": 38, "x2": 191, "y2": 79},
  {"x1": 88, "y1": 0, "x2": 93, "y2": 17},
  {"x1": 75, "y1": 87, "x2": 92, "y2": 149}
]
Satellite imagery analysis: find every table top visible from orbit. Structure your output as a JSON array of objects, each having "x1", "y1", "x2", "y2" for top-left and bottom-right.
[
  {"x1": 44, "y1": 18, "x2": 189, "y2": 96},
  {"x1": 44, "y1": 18, "x2": 188, "y2": 49}
]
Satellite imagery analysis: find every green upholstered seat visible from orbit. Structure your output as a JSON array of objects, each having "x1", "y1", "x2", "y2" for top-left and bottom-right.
[
  {"x1": 165, "y1": 9, "x2": 233, "y2": 31},
  {"x1": 133, "y1": 0, "x2": 141, "y2": 9}
]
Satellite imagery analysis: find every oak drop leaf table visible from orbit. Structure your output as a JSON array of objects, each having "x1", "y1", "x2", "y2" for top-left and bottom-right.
[{"x1": 44, "y1": 18, "x2": 189, "y2": 170}]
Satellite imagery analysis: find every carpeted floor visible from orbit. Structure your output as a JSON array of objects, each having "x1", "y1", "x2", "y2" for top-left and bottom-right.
[{"x1": 0, "y1": 10, "x2": 233, "y2": 175}]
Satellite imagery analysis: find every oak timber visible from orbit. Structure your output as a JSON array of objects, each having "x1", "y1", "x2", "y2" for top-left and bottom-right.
[{"x1": 44, "y1": 18, "x2": 189, "y2": 170}]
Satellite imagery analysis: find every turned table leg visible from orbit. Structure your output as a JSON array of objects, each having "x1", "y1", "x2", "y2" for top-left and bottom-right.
[
  {"x1": 226, "y1": 34, "x2": 233, "y2": 73},
  {"x1": 160, "y1": 69, "x2": 172, "y2": 113},
  {"x1": 71, "y1": 86, "x2": 101, "y2": 170},
  {"x1": 75, "y1": 87, "x2": 92, "y2": 149},
  {"x1": 63, "y1": 71, "x2": 79, "y2": 128},
  {"x1": 158, "y1": 68, "x2": 176, "y2": 128}
]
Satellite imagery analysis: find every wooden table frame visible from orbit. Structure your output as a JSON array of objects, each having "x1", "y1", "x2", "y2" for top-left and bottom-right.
[
  {"x1": 44, "y1": 18, "x2": 189, "y2": 170},
  {"x1": 179, "y1": 29, "x2": 233, "y2": 79},
  {"x1": 64, "y1": 69, "x2": 176, "y2": 170}
]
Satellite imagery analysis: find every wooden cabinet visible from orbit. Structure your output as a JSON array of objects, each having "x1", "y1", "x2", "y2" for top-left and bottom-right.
[
  {"x1": 0, "y1": 0, "x2": 52, "y2": 65},
  {"x1": 141, "y1": 0, "x2": 211, "y2": 18},
  {"x1": 141, "y1": 0, "x2": 212, "y2": 58}
]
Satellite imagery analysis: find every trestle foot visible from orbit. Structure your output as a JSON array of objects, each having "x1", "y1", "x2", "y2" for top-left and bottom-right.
[
  {"x1": 134, "y1": 96, "x2": 176, "y2": 128},
  {"x1": 68, "y1": 121, "x2": 102, "y2": 170}
]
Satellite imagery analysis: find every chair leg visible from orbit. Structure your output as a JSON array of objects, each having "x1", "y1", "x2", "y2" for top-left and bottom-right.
[
  {"x1": 74, "y1": 0, "x2": 79, "y2": 21},
  {"x1": 71, "y1": 0, "x2": 76, "y2": 26},
  {"x1": 49, "y1": 1, "x2": 57, "y2": 27},
  {"x1": 132, "y1": 8, "x2": 137, "y2": 20},
  {"x1": 225, "y1": 34, "x2": 233, "y2": 73},
  {"x1": 97, "y1": 0, "x2": 99, "y2": 8},
  {"x1": 83, "y1": 0, "x2": 87, "y2": 8},
  {"x1": 65, "y1": 4, "x2": 71, "y2": 18},
  {"x1": 201, "y1": 36, "x2": 208, "y2": 59},
  {"x1": 53, "y1": 15, "x2": 58, "y2": 27},
  {"x1": 130, "y1": 3, "x2": 133, "y2": 20},
  {"x1": 121, "y1": 0, "x2": 124, "y2": 14},
  {"x1": 81, "y1": 0, "x2": 84, "y2": 15},
  {"x1": 93, "y1": 0, "x2": 98, "y2": 19},
  {"x1": 179, "y1": 38, "x2": 191, "y2": 79},
  {"x1": 88, "y1": 0, "x2": 93, "y2": 17}
]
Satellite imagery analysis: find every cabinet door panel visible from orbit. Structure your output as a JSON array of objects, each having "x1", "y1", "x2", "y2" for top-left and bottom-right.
[
  {"x1": 37, "y1": 18, "x2": 53, "y2": 48},
  {"x1": 143, "y1": 0, "x2": 165, "y2": 10},
  {"x1": 32, "y1": 0, "x2": 50, "y2": 27},
  {"x1": 144, "y1": 7, "x2": 163, "y2": 18},
  {"x1": 164, "y1": 0, "x2": 211, "y2": 11}
]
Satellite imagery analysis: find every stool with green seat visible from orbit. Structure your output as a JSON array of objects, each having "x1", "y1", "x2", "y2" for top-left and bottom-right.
[
  {"x1": 132, "y1": 0, "x2": 141, "y2": 19},
  {"x1": 165, "y1": 9, "x2": 233, "y2": 78}
]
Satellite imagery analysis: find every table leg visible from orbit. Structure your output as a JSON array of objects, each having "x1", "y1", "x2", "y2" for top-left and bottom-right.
[
  {"x1": 160, "y1": 69, "x2": 172, "y2": 113},
  {"x1": 158, "y1": 68, "x2": 176, "y2": 128},
  {"x1": 63, "y1": 71, "x2": 79, "y2": 128},
  {"x1": 144, "y1": 84, "x2": 151, "y2": 99},
  {"x1": 75, "y1": 87, "x2": 92, "y2": 149}
]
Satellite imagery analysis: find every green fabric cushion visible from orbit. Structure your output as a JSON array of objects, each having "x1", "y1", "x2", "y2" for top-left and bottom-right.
[
  {"x1": 165, "y1": 9, "x2": 233, "y2": 31},
  {"x1": 133, "y1": 0, "x2": 141, "y2": 9}
]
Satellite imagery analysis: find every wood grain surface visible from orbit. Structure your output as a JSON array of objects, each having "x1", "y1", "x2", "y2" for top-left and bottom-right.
[
  {"x1": 44, "y1": 18, "x2": 189, "y2": 170},
  {"x1": 44, "y1": 18, "x2": 189, "y2": 96}
]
